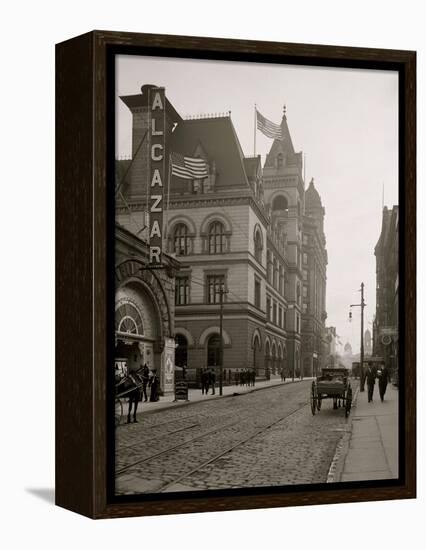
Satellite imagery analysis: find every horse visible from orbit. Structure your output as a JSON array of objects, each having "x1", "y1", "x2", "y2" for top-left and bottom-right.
[{"x1": 116, "y1": 367, "x2": 144, "y2": 423}]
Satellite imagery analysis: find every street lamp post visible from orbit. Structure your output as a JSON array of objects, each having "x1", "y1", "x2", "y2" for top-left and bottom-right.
[
  {"x1": 219, "y1": 286, "x2": 228, "y2": 396},
  {"x1": 350, "y1": 282, "x2": 366, "y2": 391}
]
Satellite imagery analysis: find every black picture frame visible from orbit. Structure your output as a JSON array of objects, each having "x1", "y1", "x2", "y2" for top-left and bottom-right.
[{"x1": 56, "y1": 30, "x2": 416, "y2": 519}]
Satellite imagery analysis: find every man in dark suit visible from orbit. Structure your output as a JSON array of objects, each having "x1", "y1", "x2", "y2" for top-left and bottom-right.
[
  {"x1": 365, "y1": 362, "x2": 376, "y2": 402},
  {"x1": 377, "y1": 361, "x2": 390, "y2": 402}
]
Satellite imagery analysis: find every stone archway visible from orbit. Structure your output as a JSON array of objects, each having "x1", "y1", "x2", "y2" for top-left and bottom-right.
[{"x1": 115, "y1": 259, "x2": 174, "y2": 393}]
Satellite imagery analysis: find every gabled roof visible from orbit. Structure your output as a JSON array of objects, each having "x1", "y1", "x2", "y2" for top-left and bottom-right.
[{"x1": 170, "y1": 116, "x2": 250, "y2": 191}]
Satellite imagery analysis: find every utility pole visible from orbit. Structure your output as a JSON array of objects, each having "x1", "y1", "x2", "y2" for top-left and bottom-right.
[
  {"x1": 219, "y1": 285, "x2": 228, "y2": 396},
  {"x1": 350, "y1": 282, "x2": 367, "y2": 391}
]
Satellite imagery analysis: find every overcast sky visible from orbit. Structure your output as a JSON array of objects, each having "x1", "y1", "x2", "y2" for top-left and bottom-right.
[{"x1": 116, "y1": 55, "x2": 399, "y2": 352}]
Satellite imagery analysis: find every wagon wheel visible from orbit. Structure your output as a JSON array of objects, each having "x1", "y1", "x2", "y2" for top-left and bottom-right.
[
  {"x1": 310, "y1": 382, "x2": 317, "y2": 415},
  {"x1": 115, "y1": 398, "x2": 123, "y2": 426},
  {"x1": 345, "y1": 387, "x2": 353, "y2": 418},
  {"x1": 317, "y1": 396, "x2": 322, "y2": 411}
]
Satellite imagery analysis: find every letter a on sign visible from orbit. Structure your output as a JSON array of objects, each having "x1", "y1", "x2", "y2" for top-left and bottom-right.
[
  {"x1": 152, "y1": 92, "x2": 164, "y2": 110},
  {"x1": 148, "y1": 87, "x2": 165, "y2": 266}
]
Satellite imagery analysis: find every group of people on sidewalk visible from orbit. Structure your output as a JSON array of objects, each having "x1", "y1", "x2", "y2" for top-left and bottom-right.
[{"x1": 365, "y1": 361, "x2": 390, "y2": 403}]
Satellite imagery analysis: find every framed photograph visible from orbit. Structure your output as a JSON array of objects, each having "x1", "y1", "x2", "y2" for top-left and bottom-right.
[{"x1": 56, "y1": 31, "x2": 416, "y2": 519}]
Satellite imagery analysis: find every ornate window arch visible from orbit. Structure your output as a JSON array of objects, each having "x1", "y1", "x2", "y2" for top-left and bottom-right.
[
  {"x1": 173, "y1": 223, "x2": 190, "y2": 256},
  {"x1": 254, "y1": 226, "x2": 263, "y2": 263},
  {"x1": 115, "y1": 301, "x2": 144, "y2": 336},
  {"x1": 208, "y1": 221, "x2": 226, "y2": 254}
]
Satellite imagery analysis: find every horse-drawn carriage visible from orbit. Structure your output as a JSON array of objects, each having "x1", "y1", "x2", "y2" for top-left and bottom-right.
[
  {"x1": 310, "y1": 367, "x2": 353, "y2": 418},
  {"x1": 115, "y1": 359, "x2": 144, "y2": 425}
]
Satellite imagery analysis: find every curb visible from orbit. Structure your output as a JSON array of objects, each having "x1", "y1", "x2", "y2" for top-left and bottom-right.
[
  {"x1": 135, "y1": 378, "x2": 312, "y2": 417},
  {"x1": 326, "y1": 385, "x2": 360, "y2": 483}
]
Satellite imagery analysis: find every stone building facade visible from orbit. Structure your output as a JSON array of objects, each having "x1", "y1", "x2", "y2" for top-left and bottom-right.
[
  {"x1": 115, "y1": 224, "x2": 179, "y2": 394},
  {"x1": 373, "y1": 205, "x2": 399, "y2": 378},
  {"x1": 116, "y1": 84, "x2": 328, "y2": 383}
]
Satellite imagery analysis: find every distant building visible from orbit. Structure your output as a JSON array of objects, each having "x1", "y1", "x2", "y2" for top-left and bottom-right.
[
  {"x1": 116, "y1": 84, "x2": 327, "y2": 382},
  {"x1": 373, "y1": 205, "x2": 399, "y2": 377},
  {"x1": 364, "y1": 328, "x2": 372, "y2": 356}
]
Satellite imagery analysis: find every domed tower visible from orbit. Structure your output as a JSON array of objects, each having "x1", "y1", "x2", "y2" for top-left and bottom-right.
[
  {"x1": 305, "y1": 177, "x2": 325, "y2": 240},
  {"x1": 301, "y1": 177, "x2": 328, "y2": 376}
]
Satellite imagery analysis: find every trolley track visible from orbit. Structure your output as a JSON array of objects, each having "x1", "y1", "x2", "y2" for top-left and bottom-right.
[
  {"x1": 116, "y1": 400, "x2": 309, "y2": 481},
  {"x1": 158, "y1": 402, "x2": 308, "y2": 492}
]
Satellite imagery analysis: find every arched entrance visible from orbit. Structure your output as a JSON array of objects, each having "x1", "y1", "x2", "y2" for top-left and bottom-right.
[
  {"x1": 265, "y1": 340, "x2": 271, "y2": 380},
  {"x1": 253, "y1": 335, "x2": 261, "y2": 375},
  {"x1": 207, "y1": 334, "x2": 221, "y2": 368},
  {"x1": 175, "y1": 334, "x2": 188, "y2": 368}
]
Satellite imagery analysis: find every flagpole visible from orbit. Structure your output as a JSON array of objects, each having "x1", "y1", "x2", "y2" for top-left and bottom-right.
[
  {"x1": 164, "y1": 154, "x2": 172, "y2": 251},
  {"x1": 254, "y1": 104, "x2": 257, "y2": 157}
]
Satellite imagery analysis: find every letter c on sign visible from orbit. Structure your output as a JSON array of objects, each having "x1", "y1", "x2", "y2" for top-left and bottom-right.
[{"x1": 151, "y1": 144, "x2": 163, "y2": 161}]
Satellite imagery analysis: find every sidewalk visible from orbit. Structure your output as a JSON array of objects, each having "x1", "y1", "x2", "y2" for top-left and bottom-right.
[
  {"x1": 338, "y1": 383, "x2": 399, "y2": 482},
  {"x1": 136, "y1": 376, "x2": 312, "y2": 415}
]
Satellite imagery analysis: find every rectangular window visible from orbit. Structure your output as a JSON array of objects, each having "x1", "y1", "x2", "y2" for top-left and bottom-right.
[
  {"x1": 254, "y1": 277, "x2": 261, "y2": 308},
  {"x1": 303, "y1": 302, "x2": 308, "y2": 314},
  {"x1": 296, "y1": 314, "x2": 300, "y2": 333},
  {"x1": 273, "y1": 302, "x2": 277, "y2": 324},
  {"x1": 207, "y1": 274, "x2": 225, "y2": 304},
  {"x1": 278, "y1": 306, "x2": 283, "y2": 327},
  {"x1": 266, "y1": 295, "x2": 271, "y2": 321},
  {"x1": 303, "y1": 253, "x2": 308, "y2": 265},
  {"x1": 303, "y1": 269, "x2": 308, "y2": 281},
  {"x1": 175, "y1": 277, "x2": 189, "y2": 305},
  {"x1": 303, "y1": 234, "x2": 308, "y2": 245},
  {"x1": 284, "y1": 309, "x2": 287, "y2": 329},
  {"x1": 303, "y1": 285, "x2": 308, "y2": 298}
]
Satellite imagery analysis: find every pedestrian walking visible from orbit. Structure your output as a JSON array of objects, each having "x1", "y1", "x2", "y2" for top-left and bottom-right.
[
  {"x1": 365, "y1": 362, "x2": 376, "y2": 403},
  {"x1": 141, "y1": 363, "x2": 150, "y2": 402},
  {"x1": 149, "y1": 369, "x2": 160, "y2": 402},
  {"x1": 200, "y1": 368, "x2": 207, "y2": 395},
  {"x1": 209, "y1": 369, "x2": 216, "y2": 395},
  {"x1": 281, "y1": 368, "x2": 286, "y2": 382},
  {"x1": 377, "y1": 361, "x2": 389, "y2": 402}
]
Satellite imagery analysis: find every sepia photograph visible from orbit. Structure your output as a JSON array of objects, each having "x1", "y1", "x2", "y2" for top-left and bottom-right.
[{"x1": 112, "y1": 53, "x2": 400, "y2": 497}]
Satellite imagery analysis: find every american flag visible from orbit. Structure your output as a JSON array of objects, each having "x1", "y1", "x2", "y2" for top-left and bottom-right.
[
  {"x1": 256, "y1": 109, "x2": 283, "y2": 140},
  {"x1": 171, "y1": 152, "x2": 208, "y2": 180}
]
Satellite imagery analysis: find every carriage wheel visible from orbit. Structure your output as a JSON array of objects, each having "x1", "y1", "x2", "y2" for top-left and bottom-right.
[
  {"x1": 317, "y1": 397, "x2": 322, "y2": 411},
  {"x1": 345, "y1": 387, "x2": 353, "y2": 418},
  {"x1": 115, "y1": 398, "x2": 123, "y2": 426},
  {"x1": 310, "y1": 382, "x2": 317, "y2": 415}
]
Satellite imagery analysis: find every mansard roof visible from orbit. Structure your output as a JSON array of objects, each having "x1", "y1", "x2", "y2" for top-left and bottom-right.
[{"x1": 170, "y1": 115, "x2": 250, "y2": 190}]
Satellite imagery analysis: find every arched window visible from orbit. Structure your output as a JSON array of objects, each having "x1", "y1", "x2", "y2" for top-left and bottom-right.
[
  {"x1": 207, "y1": 334, "x2": 221, "y2": 367},
  {"x1": 265, "y1": 341, "x2": 271, "y2": 379},
  {"x1": 208, "y1": 221, "x2": 225, "y2": 254},
  {"x1": 173, "y1": 223, "x2": 190, "y2": 256},
  {"x1": 279, "y1": 265, "x2": 284, "y2": 295},
  {"x1": 277, "y1": 153, "x2": 284, "y2": 169},
  {"x1": 254, "y1": 229, "x2": 263, "y2": 263},
  {"x1": 175, "y1": 334, "x2": 188, "y2": 368},
  {"x1": 273, "y1": 259, "x2": 279, "y2": 289},
  {"x1": 115, "y1": 302, "x2": 144, "y2": 336},
  {"x1": 253, "y1": 335, "x2": 261, "y2": 375},
  {"x1": 272, "y1": 195, "x2": 288, "y2": 213}
]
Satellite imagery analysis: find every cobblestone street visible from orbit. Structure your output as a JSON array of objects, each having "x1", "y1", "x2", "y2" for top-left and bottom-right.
[{"x1": 115, "y1": 380, "x2": 355, "y2": 494}]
